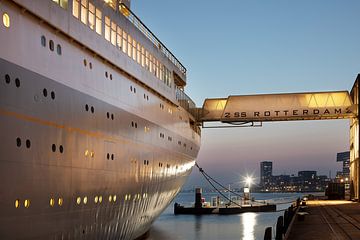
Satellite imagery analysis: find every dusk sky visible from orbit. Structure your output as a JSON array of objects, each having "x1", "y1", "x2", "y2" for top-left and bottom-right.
[{"x1": 132, "y1": 1, "x2": 360, "y2": 188}]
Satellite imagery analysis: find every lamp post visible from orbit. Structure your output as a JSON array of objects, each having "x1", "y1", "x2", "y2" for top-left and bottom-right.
[{"x1": 244, "y1": 176, "x2": 253, "y2": 203}]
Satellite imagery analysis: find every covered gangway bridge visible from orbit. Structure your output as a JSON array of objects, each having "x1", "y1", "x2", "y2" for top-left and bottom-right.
[{"x1": 194, "y1": 75, "x2": 359, "y2": 200}]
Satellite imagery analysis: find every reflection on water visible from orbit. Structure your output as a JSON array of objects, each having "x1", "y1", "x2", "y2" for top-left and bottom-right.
[
  {"x1": 148, "y1": 192, "x2": 308, "y2": 240},
  {"x1": 241, "y1": 212, "x2": 256, "y2": 240}
]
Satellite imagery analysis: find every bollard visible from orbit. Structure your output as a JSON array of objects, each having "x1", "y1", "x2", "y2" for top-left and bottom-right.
[
  {"x1": 275, "y1": 216, "x2": 284, "y2": 240},
  {"x1": 264, "y1": 227, "x2": 272, "y2": 240}
]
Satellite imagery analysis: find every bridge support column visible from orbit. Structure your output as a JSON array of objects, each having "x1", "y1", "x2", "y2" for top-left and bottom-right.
[{"x1": 350, "y1": 76, "x2": 359, "y2": 201}]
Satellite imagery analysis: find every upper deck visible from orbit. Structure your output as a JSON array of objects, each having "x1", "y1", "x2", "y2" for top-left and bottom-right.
[{"x1": 13, "y1": 0, "x2": 191, "y2": 108}]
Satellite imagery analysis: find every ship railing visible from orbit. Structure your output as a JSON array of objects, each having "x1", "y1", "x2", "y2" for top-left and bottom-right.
[
  {"x1": 119, "y1": 3, "x2": 187, "y2": 77},
  {"x1": 175, "y1": 86, "x2": 196, "y2": 112}
]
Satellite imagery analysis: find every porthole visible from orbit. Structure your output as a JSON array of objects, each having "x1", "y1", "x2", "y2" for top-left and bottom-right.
[
  {"x1": 16, "y1": 137, "x2": 21, "y2": 147},
  {"x1": 113, "y1": 195, "x2": 117, "y2": 202},
  {"x1": 83, "y1": 59, "x2": 87, "y2": 67},
  {"x1": 134, "y1": 88, "x2": 136, "y2": 93},
  {"x1": 89, "y1": 62, "x2": 92, "y2": 69},
  {"x1": 111, "y1": 114, "x2": 114, "y2": 120},
  {"x1": 85, "y1": 104, "x2": 89, "y2": 111},
  {"x1": 106, "y1": 112, "x2": 110, "y2": 119},
  {"x1": 105, "y1": 71, "x2": 108, "y2": 78},
  {"x1": 49, "y1": 40, "x2": 54, "y2": 51},
  {"x1": 134, "y1": 123, "x2": 137, "y2": 128},
  {"x1": 111, "y1": 154, "x2": 114, "y2": 160},
  {"x1": 50, "y1": 91, "x2": 55, "y2": 100},
  {"x1": 110, "y1": 74, "x2": 112, "y2": 80},
  {"x1": 15, "y1": 78, "x2": 20, "y2": 88},
  {"x1": 43, "y1": 88, "x2": 48, "y2": 97},
  {"x1": 15, "y1": 199, "x2": 20, "y2": 208},
  {"x1": 131, "y1": 121, "x2": 134, "y2": 127},
  {"x1": 59, "y1": 145, "x2": 64, "y2": 153},
  {"x1": 90, "y1": 106, "x2": 94, "y2": 113},
  {"x1": 2, "y1": 13, "x2": 10, "y2": 28},
  {"x1": 108, "y1": 195, "x2": 112, "y2": 202},
  {"x1": 83, "y1": 196, "x2": 88, "y2": 204},
  {"x1": 5, "y1": 74, "x2": 10, "y2": 84},
  {"x1": 52, "y1": 144, "x2": 56, "y2": 152},
  {"x1": 25, "y1": 139, "x2": 31, "y2": 149},
  {"x1": 90, "y1": 151, "x2": 94, "y2": 158},
  {"x1": 50, "y1": 198, "x2": 55, "y2": 207},
  {"x1": 41, "y1": 35, "x2": 46, "y2": 47},
  {"x1": 58, "y1": 198, "x2": 63, "y2": 206},
  {"x1": 106, "y1": 153, "x2": 110, "y2": 160},
  {"x1": 76, "y1": 197, "x2": 81, "y2": 205},
  {"x1": 143, "y1": 94, "x2": 146, "y2": 99},
  {"x1": 147, "y1": 96, "x2": 149, "y2": 101},
  {"x1": 99, "y1": 196, "x2": 103, "y2": 203},
  {"x1": 56, "y1": 44, "x2": 62, "y2": 55},
  {"x1": 24, "y1": 199, "x2": 30, "y2": 208},
  {"x1": 94, "y1": 196, "x2": 98, "y2": 203},
  {"x1": 84, "y1": 150, "x2": 89, "y2": 157},
  {"x1": 130, "y1": 86, "x2": 132, "y2": 92}
]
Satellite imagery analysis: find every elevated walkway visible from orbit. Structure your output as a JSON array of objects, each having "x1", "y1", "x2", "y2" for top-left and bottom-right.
[{"x1": 194, "y1": 75, "x2": 359, "y2": 200}]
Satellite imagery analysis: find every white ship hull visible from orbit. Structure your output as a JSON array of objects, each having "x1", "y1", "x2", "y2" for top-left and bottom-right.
[{"x1": 0, "y1": 0, "x2": 200, "y2": 239}]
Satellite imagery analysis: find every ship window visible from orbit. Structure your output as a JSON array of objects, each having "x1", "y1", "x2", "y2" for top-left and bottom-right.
[
  {"x1": 95, "y1": 8, "x2": 102, "y2": 35},
  {"x1": 24, "y1": 199, "x2": 30, "y2": 208},
  {"x1": 83, "y1": 196, "x2": 88, "y2": 204},
  {"x1": 105, "y1": 71, "x2": 108, "y2": 78},
  {"x1": 137, "y1": 43, "x2": 141, "y2": 64},
  {"x1": 94, "y1": 196, "x2": 98, "y2": 203},
  {"x1": 84, "y1": 149, "x2": 89, "y2": 157},
  {"x1": 111, "y1": 21, "x2": 116, "y2": 46},
  {"x1": 111, "y1": 114, "x2": 114, "y2": 120},
  {"x1": 51, "y1": 144, "x2": 56, "y2": 152},
  {"x1": 80, "y1": 0, "x2": 88, "y2": 25},
  {"x1": 132, "y1": 38, "x2": 137, "y2": 61},
  {"x1": 41, "y1": 35, "x2": 46, "y2": 47},
  {"x1": 15, "y1": 78, "x2": 20, "y2": 88},
  {"x1": 90, "y1": 151, "x2": 94, "y2": 158},
  {"x1": 113, "y1": 195, "x2": 117, "y2": 202},
  {"x1": 88, "y1": 2, "x2": 95, "y2": 30},
  {"x1": 83, "y1": 59, "x2": 87, "y2": 66},
  {"x1": 51, "y1": 91, "x2": 56, "y2": 100},
  {"x1": 89, "y1": 62, "x2": 92, "y2": 69},
  {"x1": 99, "y1": 196, "x2": 102, "y2": 203},
  {"x1": 5, "y1": 74, "x2": 10, "y2": 84},
  {"x1": 106, "y1": 112, "x2": 109, "y2": 119},
  {"x1": 90, "y1": 106, "x2": 94, "y2": 113},
  {"x1": 105, "y1": 16, "x2": 110, "y2": 41},
  {"x1": 59, "y1": 145, "x2": 64, "y2": 153},
  {"x1": 2, "y1": 13, "x2": 10, "y2": 28},
  {"x1": 108, "y1": 195, "x2": 112, "y2": 202},
  {"x1": 127, "y1": 35, "x2": 132, "y2": 58},
  {"x1": 16, "y1": 137, "x2": 21, "y2": 147},
  {"x1": 58, "y1": 198, "x2": 63, "y2": 206},
  {"x1": 49, "y1": 40, "x2": 54, "y2": 51},
  {"x1": 56, "y1": 44, "x2": 62, "y2": 55},
  {"x1": 50, "y1": 198, "x2": 55, "y2": 207},
  {"x1": 52, "y1": 0, "x2": 68, "y2": 9},
  {"x1": 117, "y1": 26, "x2": 122, "y2": 49},
  {"x1": 110, "y1": 74, "x2": 112, "y2": 80},
  {"x1": 145, "y1": 50, "x2": 149, "y2": 70},
  {"x1": 106, "y1": 153, "x2": 110, "y2": 160},
  {"x1": 26, "y1": 139, "x2": 31, "y2": 149},
  {"x1": 15, "y1": 199, "x2": 20, "y2": 208},
  {"x1": 43, "y1": 88, "x2": 48, "y2": 97},
  {"x1": 141, "y1": 47, "x2": 145, "y2": 67},
  {"x1": 76, "y1": 197, "x2": 81, "y2": 205},
  {"x1": 111, "y1": 154, "x2": 114, "y2": 160},
  {"x1": 122, "y1": 31, "x2": 127, "y2": 53},
  {"x1": 72, "y1": 0, "x2": 80, "y2": 18}
]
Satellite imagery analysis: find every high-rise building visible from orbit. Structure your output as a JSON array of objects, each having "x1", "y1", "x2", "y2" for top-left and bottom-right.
[
  {"x1": 337, "y1": 151, "x2": 350, "y2": 178},
  {"x1": 260, "y1": 161, "x2": 273, "y2": 186}
]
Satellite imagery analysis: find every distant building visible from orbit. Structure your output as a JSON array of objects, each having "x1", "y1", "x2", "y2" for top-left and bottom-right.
[
  {"x1": 337, "y1": 151, "x2": 350, "y2": 178},
  {"x1": 260, "y1": 161, "x2": 272, "y2": 187},
  {"x1": 298, "y1": 171, "x2": 317, "y2": 180}
]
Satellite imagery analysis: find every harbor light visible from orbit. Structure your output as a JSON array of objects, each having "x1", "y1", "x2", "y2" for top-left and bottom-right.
[{"x1": 245, "y1": 176, "x2": 253, "y2": 187}]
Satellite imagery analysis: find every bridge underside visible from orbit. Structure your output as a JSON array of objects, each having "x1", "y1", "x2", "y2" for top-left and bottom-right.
[{"x1": 197, "y1": 75, "x2": 359, "y2": 200}]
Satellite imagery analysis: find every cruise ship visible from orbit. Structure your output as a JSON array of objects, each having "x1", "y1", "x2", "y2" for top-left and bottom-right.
[{"x1": 0, "y1": 0, "x2": 201, "y2": 239}]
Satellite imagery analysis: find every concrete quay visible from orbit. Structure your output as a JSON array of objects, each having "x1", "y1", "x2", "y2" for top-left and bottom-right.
[{"x1": 286, "y1": 200, "x2": 360, "y2": 240}]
